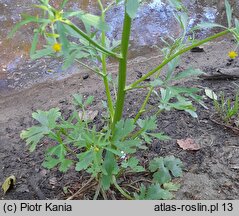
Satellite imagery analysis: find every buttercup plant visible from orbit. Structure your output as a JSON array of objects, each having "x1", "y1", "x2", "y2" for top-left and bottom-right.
[{"x1": 10, "y1": 0, "x2": 239, "y2": 199}]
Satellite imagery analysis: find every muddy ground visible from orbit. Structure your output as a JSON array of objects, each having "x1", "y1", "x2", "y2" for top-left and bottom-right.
[{"x1": 0, "y1": 40, "x2": 239, "y2": 200}]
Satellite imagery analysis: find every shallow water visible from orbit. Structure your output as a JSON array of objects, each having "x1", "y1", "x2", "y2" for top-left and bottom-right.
[{"x1": 0, "y1": 0, "x2": 237, "y2": 91}]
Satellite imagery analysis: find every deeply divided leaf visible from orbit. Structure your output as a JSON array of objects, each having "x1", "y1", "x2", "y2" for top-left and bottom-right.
[
  {"x1": 121, "y1": 157, "x2": 145, "y2": 172},
  {"x1": 146, "y1": 184, "x2": 173, "y2": 200},
  {"x1": 126, "y1": 0, "x2": 141, "y2": 19},
  {"x1": 225, "y1": 0, "x2": 232, "y2": 28},
  {"x1": 164, "y1": 156, "x2": 183, "y2": 177},
  {"x1": 137, "y1": 116, "x2": 157, "y2": 131},
  {"x1": 149, "y1": 156, "x2": 183, "y2": 184},
  {"x1": 113, "y1": 118, "x2": 135, "y2": 141},
  {"x1": 173, "y1": 68, "x2": 204, "y2": 80},
  {"x1": 116, "y1": 139, "x2": 142, "y2": 154},
  {"x1": 134, "y1": 184, "x2": 173, "y2": 200},
  {"x1": 101, "y1": 151, "x2": 119, "y2": 190},
  {"x1": 75, "y1": 150, "x2": 94, "y2": 171},
  {"x1": 20, "y1": 126, "x2": 50, "y2": 152},
  {"x1": 59, "y1": 159, "x2": 73, "y2": 172},
  {"x1": 167, "y1": 0, "x2": 185, "y2": 11},
  {"x1": 32, "y1": 108, "x2": 61, "y2": 128}
]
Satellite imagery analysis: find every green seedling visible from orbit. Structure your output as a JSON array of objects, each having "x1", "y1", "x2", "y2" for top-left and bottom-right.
[{"x1": 213, "y1": 91, "x2": 239, "y2": 125}]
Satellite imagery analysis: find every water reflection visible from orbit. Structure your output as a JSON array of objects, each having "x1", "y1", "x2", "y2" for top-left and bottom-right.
[{"x1": 0, "y1": 0, "x2": 235, "y2": 91}]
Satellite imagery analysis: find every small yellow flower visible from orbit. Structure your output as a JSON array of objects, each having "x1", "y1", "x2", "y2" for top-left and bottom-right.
[
  {"x1": 52, "y1": 43, "x2": 62, "y2": 52},
  {"x1": 94, "y1": 147, "x2": 100, "y2": 152},
  {"x1": 228, "y1": 51, "x2": 238, "y2": 59}
]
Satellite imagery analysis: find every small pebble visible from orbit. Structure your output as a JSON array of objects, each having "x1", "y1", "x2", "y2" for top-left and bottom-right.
[
  {"x1": 191, "y1": 47, "x2": 204, "y2": 52},
  {"x1": 83, "y1": 74, "x2": 89, "y2": 80}
]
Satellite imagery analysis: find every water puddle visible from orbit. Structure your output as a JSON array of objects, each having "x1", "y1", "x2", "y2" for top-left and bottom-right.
[{"x1": 0, "y1": 0, "x2": 238, "y2": 92}]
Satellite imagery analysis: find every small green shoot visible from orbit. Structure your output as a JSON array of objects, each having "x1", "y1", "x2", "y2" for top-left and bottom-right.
[{"x1": 213, "y1": 91, "x2": 239, "y2": 125}]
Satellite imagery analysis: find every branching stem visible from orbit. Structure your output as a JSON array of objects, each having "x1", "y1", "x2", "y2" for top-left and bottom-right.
[
  {"x1": 128, "y1": 29, "x2": 231, "y2": 89},
  {"x1": 74, "y1": 59, "x2": 105, "y2": 77}
]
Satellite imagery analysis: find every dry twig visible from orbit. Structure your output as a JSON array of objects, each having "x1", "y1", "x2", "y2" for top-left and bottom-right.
[{"x1": 66, "y1": 177, "x2": 95, "y2": 200}]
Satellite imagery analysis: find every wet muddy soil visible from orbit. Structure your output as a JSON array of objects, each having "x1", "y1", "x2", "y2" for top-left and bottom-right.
[{"x1": 1, "y1": 40, "x2": 239, "y2": 200}]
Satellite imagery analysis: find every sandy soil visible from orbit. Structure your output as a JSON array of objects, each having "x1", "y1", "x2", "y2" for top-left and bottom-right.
[{"x1": 0, "y1": 40, "x2": 239, "y2": 199}]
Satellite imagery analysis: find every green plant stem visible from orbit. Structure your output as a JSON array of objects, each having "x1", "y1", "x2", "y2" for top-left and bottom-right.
[
  {"x1": 134, "y1": 88, "x2": 153, "y2": 123},
  {"x1": 102, "y1": 53, "x2": 114, "y2": 123},
  {"x1": 155, "y1": 108, "x2": 163, "y2": 116},
  {"x1": 133, "y1": 66, "x2": 162, "y2": 122},
  {"x1": 61, "y1": 19, "x2": 122, "y2": 59},
  {"x1": 74, "y1": 59, "x2": 105, "y2": 77},
  {"x1": 64, "y1": 145, "x2": 77, "y2": 157},
  {"x1": 112, "y1": 176, "x2": 133, "y2": 200},
  {"x1": 60, "y1": 0, "x2": 69, "y2": 9},
  {"x1": 104, "y1": 1, "x2": 115, "y2": 13},
  {"x1": 98, "y1": 2, "x2": 115, "y2": 123},
  {"x1": 125, "y1": 85, "x2": 151, "y2": 91},
  {"x1": 53, "y1": 131, "x2": 78, "y2": 157},
  {"x1": 130, "y1": 128, "x2": 145, "y2": 140},
  {"x1": 133, "y1": 28, "x2": 228, "y2": 121},
  {"x1": 112, "y1": 12, "x2": 132, "y2": 130},
  {"x1": 97, "y1": 0, "x2": 104, "y2": 11},
  {"x1": 127, "y1": 29, "x2": 231, "y2": 89},
  {"x1": 50, "y1": 22, "x2": 57, "y2": 43}
]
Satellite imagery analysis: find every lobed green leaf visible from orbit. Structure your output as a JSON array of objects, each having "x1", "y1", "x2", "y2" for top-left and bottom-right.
[
  {"x1": 101, "y1": 151, "x2": 119, "y2": 190},
  {"x1": 126, "y1": 0, "x2": 141, "y2": 19},
  {"x1": 32, "y1": 108, "x2": 61, "y2": 128},
  {"x1": 121, "y1": 157, "x2": 145, "y2": 172},
  {"x1": 134, "y1": 184, "x2": 173, "y2": 200},
  {"x1": 137, "y1": 116, "x2": 157, "y2": 131},
  {"x1": 225, "y1": 0, "x2": 232, "y2": 28},
  {"x1": 20, "y1": 126, "x2": 49, "y2": 152},
  {"x1": 113, "y1": 118, "x2": 135, "y2": 141},
  {"x1": 195, "y1": 22, "x2": 225, "y2": 30},
  {"x1": 173, "y1": 68, "x2": 204, "y2": 80},
  {"x1": 76, "y1": 150, "x2": 94, "y2": 171},
  {"x1": 149, "y1": 156, "x2": 183, "y2": 184},
  {"x1": 164, "y1": 156, "x2": 183, "y2": 177}
]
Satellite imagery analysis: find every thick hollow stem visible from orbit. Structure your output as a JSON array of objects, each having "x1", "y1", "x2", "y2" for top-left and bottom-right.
[
  {"x1": 112, "y1": 12, "x2": 132, "y2": 130},
  {"x1": 127, "y1": 29, "x2": 231, "y2": 89}
]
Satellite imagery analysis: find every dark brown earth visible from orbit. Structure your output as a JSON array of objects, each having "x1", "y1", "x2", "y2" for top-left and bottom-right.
[{"x1": 0, "y1": 40, "x2": 239, "y2": 200}]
